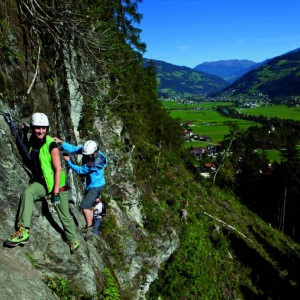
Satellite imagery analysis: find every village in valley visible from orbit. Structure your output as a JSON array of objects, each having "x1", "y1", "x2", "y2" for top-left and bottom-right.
[{"x1": 182, "y1": 121, "x2": 219, "y2": 178}]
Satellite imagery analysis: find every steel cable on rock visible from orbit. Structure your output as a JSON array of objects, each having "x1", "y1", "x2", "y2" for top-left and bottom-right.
[{"x1": 0, "y1": 111, "x2": 32, "y2": 162}]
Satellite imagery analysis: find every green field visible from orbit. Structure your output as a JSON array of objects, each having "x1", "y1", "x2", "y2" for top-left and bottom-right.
[
  {"x1": 163, "y1": 101, "x2": 233, "y2": 110},
  {"x1": 163, "y1": 101, "x2": 300, "y2": 162},
  {"x1": 172, "y1": 110, "x2": 256, "y2": 145},
  {"x1": 237, "y1": 105, "x2": 300, "y2": 121},
  {"x1": 163, "y1": 101, "x2": 257, "y2": 146}
]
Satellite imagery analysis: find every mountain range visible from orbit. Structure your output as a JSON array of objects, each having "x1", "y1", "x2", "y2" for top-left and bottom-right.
[
  {"x1": 194, "y1": 59, "x2": 261, "y2": 83},
  {"x1": 146, "y1": 47, "x2": 300, "y2": 101}
]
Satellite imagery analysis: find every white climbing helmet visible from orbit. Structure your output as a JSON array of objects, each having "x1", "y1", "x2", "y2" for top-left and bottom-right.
[
  {"x1": 82, "y1": 140, "x2": 98, "y2": 155},
  {"x1": 31, "y1": 112, "x2": 49, "y2": 127}
]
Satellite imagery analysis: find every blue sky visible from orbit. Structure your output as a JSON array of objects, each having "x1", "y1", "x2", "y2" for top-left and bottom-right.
[{"x1": 137, "y1": 0, "x2": 300, "y2": 68}]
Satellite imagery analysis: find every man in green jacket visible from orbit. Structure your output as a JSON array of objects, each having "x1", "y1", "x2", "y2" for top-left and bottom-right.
[{"x1": 4, "y1": 113, "x2": 79, "y2": 254}]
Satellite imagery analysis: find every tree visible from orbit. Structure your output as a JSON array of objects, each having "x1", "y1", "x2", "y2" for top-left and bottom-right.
[{"x1": 275, "y1": 143, "x2": 300, "y2": 238}]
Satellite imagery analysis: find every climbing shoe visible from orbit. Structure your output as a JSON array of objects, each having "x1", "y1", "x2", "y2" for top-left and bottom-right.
[
  {"x1": 4, "y1": 227, "x2": 30, "y2": 247},
  {"x1": 84, "y1": 226, "x2": 93, "y2": 241},
  {"x1": 69, "y1": 240, "x2": 80, "y2": 255}
]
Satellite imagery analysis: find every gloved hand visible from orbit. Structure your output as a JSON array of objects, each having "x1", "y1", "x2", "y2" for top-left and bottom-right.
[{"x1": 52, "y1": 193, "x2": 61, "y2": 206}]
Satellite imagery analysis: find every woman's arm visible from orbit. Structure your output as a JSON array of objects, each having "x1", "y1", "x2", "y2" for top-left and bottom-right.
[
  {"x1": 67, "y1": 159, "x2": 90, "y2": 175},
  {"x1": 51, "y1": 147, "x2": 62, "y2": 194},
  {"x1": 53, "y1": 137, "x2": 83, "y2": 154}
]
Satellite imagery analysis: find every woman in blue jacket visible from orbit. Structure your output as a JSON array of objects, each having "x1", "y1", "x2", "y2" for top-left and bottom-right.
[{"x1": 54, "y1": 138, "x2": 107, "y2": 240}]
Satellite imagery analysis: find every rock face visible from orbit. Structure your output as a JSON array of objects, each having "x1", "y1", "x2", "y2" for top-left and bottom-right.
[
  {"x1": 0, "y1": 102, "x2": 180, "y2": 300},
  {"x1": 0, "y1": 58, "x2": 180, "y2": 300},
  {"x1": 0, "y1": 2, "x2": 179, "y2": 299}
]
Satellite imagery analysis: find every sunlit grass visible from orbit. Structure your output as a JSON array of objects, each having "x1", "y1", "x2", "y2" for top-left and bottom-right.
[
  {"x1": 237, "y1": 105, "x2": 300, "y2": 121},
  {"x1": 164, "y1": 102, "x2": 299, "y2": 161},
  {"x1": 167, "y1": 105, "x2": 257, "y2": 146},
  {"x1": 162, "y1": 100, "x2": 233, "y2": 110}
]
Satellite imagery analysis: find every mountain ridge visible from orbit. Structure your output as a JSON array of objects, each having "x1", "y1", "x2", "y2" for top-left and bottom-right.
[
  {"x1": 217, "y1": 48, "x2": 300, "y2": 100},
  {"x1": 194, "y1": 59, "x2": 260, "y2": 83},
  {"x1": 144, "y1": 58, "x2": 229, "y2": 99},
  {"x1": 145, "y1": 47, "x2": 300, "y2": 101}
]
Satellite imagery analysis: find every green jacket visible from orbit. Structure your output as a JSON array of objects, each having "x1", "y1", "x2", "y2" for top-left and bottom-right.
[{"x1": 34, "y1": 135, "x2": 66, "y2": 193}]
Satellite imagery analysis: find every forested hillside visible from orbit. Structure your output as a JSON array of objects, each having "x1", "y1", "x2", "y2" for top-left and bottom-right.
[
  {"x1": 0, "y1": 1, "x2": 300, "y2": 300},
  {"x1": 218, "y1": 49, "x2": 300, "y2": 100},
  {"x1": 144, "y1": 58, "x2": 228, "y2": 99}
]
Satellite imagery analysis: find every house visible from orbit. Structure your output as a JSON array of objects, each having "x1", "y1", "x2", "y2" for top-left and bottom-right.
[
  {"x1": 190, "y1": 147, "x2": 206, "y2": 158},
  {"x1": 183, "y1": 129, "x2": 193, "y2": 141}
]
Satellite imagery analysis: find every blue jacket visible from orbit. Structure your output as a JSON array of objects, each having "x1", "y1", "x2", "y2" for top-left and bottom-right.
[{"x1": 61, "y1": 141, "x2": 107, "y2": 191}]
